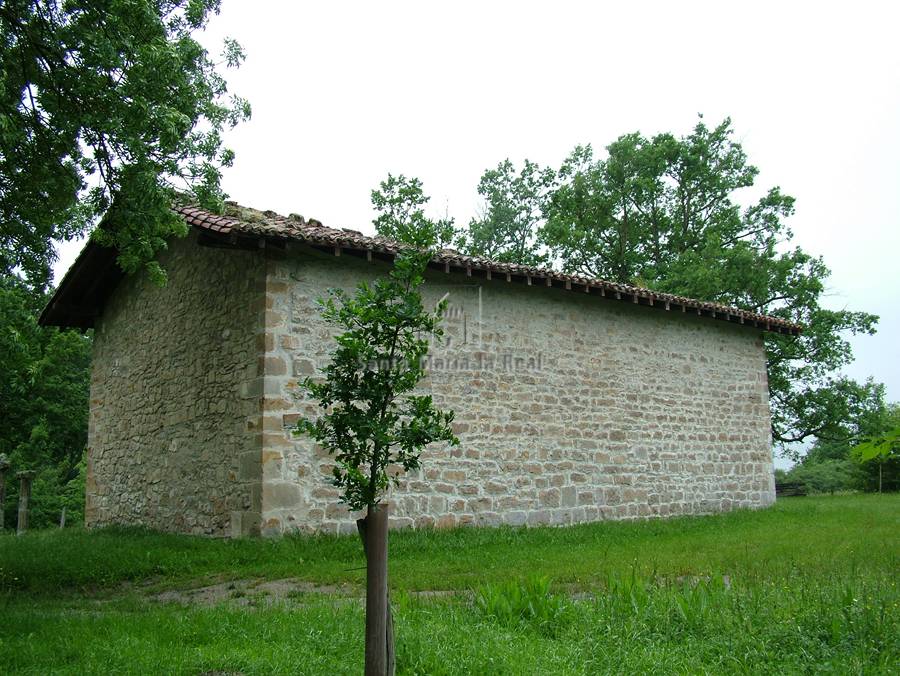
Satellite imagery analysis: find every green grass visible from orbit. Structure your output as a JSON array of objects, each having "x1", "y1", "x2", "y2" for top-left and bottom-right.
[
  {"x1": 2, "y1": 493, "x2": 897, "y2": 593},
  {"x1": 1, "y1": 494, "x2": 898, "y2": 674}
]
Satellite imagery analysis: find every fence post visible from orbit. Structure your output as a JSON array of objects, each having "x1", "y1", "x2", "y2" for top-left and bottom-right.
[
  {"x1": 0, "y1": 454, "x2": 9, "y2": 531},
  {"x1": 16, "y1": 470, "x2": 36, "y2": 536}
]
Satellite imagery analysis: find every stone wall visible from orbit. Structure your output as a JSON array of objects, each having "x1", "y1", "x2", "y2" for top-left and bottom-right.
[
  {"x1": 86, "y1": 235, "x2": 775, "y2": 537},
  {"x1": 259, "y1": 246, "x2": 776, "y2": 535},
  {"x1": 86, "y1": 231, "x2": 265, "y2": 536}
]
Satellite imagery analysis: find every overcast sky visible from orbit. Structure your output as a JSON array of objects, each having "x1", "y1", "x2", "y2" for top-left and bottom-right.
[{"x1": 55, "y1": 1, "x2": 900, "y2": 462}]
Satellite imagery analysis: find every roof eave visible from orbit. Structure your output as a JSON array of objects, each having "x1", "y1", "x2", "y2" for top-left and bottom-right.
[
  {"x1": 39, "y1": 240, "x2": 122, "y2": 329},
  {"x1": 40, "y1": 204, "x2": 804, "y2": 337}
]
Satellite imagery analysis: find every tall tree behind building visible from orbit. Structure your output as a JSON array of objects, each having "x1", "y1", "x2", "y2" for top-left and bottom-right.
[
  {"x1": 0, "y1": 1, "x2": 249, "y2": 525},
  {"x1": 541, "y1": 118, "x2": 880, "y2": 449},
  {"x1": 460, "y1": 159, "x2": 555, "y2": 266},
  {"x1": 456, "y1": 118, "x2": 881, "y2": 452}
]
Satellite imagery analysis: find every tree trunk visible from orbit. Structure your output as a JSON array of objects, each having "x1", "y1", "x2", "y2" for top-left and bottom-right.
[
  {"x1": 879, "y1": 462, "x2": 883, "y2": 493},
  {"x1": 359, "y1": 504, "x2": 394, "y2": 676},
  {"x1": 0, "y1": 469, "x2": 6, "y2": 531}
]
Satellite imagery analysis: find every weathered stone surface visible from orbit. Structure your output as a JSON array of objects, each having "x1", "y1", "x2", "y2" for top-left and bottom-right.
[
  {"x1": 86, "y1": 231, "x2": 264, "y2": 536},
  {"x1": 85, "y1": 238, "x2": 776, "y2": 538},
  {"x1": 260, "y1": 248, "x2": 775, "y2": 535}
]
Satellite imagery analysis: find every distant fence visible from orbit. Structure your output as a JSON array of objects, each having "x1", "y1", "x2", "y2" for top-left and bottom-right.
[
  {"x1": 775, "y1": 481, "x2": 808, "y2": 498},
  {"x1": 0, "y1": 456, "x2": 64, "y2": 534}
]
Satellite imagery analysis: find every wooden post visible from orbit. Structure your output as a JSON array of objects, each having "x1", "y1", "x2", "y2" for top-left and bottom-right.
[
  {"x1": 0, "y1": 454, "x2": 9, "y2": 531},
  {"x1": 16, "y1": 470, "x2": 36, "y2": 536},
  {"x1": 363, "y1": 503, "x2": 391, "y2": 676},
  {"x1": 357, "y1": 514, "x2": 395, "y2": 676},
  {"x1": 60, "y1": 506, "x2": 67, "y2": 529}
]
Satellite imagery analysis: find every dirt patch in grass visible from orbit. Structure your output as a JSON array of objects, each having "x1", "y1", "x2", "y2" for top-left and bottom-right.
[
  {"x1": 147, "y1": 577, "x2": 468, "y2": 607},
  {"x1": 142, "y1": 572, "x2": 735, "y2": 609},
  {"x1": 149, "y1": 578, "x2": 355, "y2": 606}
]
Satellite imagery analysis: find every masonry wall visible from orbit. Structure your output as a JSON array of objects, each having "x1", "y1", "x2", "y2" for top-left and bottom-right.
[
  {"x1": 86, "y1": 231, "x2": 265, "y2": 536},
  {"x1": 260, "y1": 246, "x2": 776, "y2": 536}
]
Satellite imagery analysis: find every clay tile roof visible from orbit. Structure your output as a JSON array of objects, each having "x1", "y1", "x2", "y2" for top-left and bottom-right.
[{"x1": 172, "y1": 202, "x2": 801, "y2": 336}]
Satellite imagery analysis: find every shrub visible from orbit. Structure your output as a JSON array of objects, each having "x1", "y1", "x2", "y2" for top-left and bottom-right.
[{"x1": 787, "y1": 459, "x2": 862, "y2": 494}]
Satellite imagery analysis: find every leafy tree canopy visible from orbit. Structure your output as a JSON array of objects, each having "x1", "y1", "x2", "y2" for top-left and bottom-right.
[
  {"x1": 460, "y1": 159, "x2": 554, "y2": 266},
  {"x1": 786, "y1": 459, "x2": 863, "y2": 495},
  {"x1": 0, "y1": 277, "x2": 90, "y2": 528},
  {"x1": 542, "y1": 119, "x2": 879, "y2": 451},
  {"x1": 850, "y1": 403, "x2": 900, "y2": 463},
  {"x1": 0, "y1": 0, "x2": 250, "y2": 288},
  {"x1": 852, "y1": 427, "x2": 900, "y2": 464},
  {"x1": 791, "y1": 393, "x2": 898, "y2": 494}
]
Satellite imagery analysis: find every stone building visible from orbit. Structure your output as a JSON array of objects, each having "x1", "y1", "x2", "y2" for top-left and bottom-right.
[{"x1": 41, "y1": 203, "x2": 800, "y2": 537}]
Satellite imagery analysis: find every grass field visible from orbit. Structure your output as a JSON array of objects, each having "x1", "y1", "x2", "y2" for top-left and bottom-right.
[{"x1": 1, "y1": 494, "x2": 897, "y2": 674}]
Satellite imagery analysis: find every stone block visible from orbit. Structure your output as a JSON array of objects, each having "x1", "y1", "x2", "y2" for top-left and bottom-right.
[
  {"x1": 527, "y1": 510, "x2": 551, "y2": 526},
  {"x1": 389, "y1": 516, "x2": 414, "y2": 529},
  {"x1": 231, "y1": 510, "x2": 261, "y2": 538},
  {"x1": 504, "y1": 511, "x2": 527, "y2": 526},
  {"x1": 415, "y1": 514, "x2": 435, "y2": 529},
  {"x1": 475, "y1": 512, "x2": 501, "y2": 526},
  {"x1": 293, "y1": 358, "x2": 316, "y2": 376},
  {"x1": 263, "y1": 481, "x2": 302, "y2": 510},
  {"x1": 539, "y1": 488, "x2": 560, "y2": 508},
  {"x1": 239, "y1": 451, "x2": 262, "y2": 481},
  {"x1": 435, "y1": 513, "x2": 457, "y2": 528}
]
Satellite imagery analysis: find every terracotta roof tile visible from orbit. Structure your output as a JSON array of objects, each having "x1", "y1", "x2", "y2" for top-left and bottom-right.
[{"x1": 174, "y1": 202, "x2": 802, "y2": 335}]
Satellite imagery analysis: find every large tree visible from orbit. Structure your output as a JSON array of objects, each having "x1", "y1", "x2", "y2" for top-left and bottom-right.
[
  {"x1": 333, "y1": 120, "x2": 881, "y2": 457},
  {"x1": 0, "y1": 0, "x2": 250, "y2": 287},
  {"x1": 459, "y1": 158, "x2": 554, "y2": 266},
  {"x1": 537, "y1": 118, "x2": 880, "y2": 451}
]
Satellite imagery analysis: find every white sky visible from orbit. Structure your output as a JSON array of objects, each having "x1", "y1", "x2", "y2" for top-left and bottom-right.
[{"x1": 54, "y1": 1, "x2": 900, "y2": 464}]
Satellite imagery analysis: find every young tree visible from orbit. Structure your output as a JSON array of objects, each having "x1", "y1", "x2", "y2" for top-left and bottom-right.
[
  {"x1": 540, "y1": 117, "x2": 880, "y2": 452},
  {"x1": 798, "y1": 394, "x2": 899, "y2": 493},
  {"x1": 371, "y1": 174, "x2": 456, "y2": 249},
  {"x1": 295, "y1": 247, "x2": 458, "y2": 675},
  {"x1": 851, "y1": 429, "x2": 900, "y2": 493},
  {"x1": 458, "y1": 159, "x2": 555, "y2": 266},
  {"x1": 0, "y1": 0, "x2": 251, "y2": 288}
]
